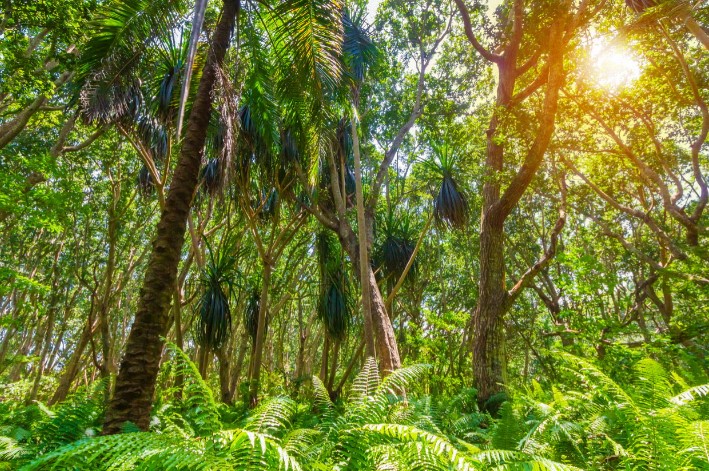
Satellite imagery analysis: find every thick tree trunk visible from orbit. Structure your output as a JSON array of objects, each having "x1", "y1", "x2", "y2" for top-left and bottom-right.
[
  {"x1": 473, "y1": 215, "x2": 508, "y2": 410},
  {"x1": 339, "y1": 229, "x2": 401, "y2": 374},
  {"x1": 102, "y1": 0, "x2": 238, "y2": 434},
  {"x1": 472, "y1": 17, "x2": 566, "y2": 410},
  {"x1": 366, "y1": 266, "x2": 401, "y2": 374}
]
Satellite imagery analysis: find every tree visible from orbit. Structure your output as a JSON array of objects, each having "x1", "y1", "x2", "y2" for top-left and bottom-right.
[
  {"x1": 453, "y1": 0, "x2": 602, "y2": 409},
  {"x1": 102, "y1": 0, "x2": 240, "y2": 433}
]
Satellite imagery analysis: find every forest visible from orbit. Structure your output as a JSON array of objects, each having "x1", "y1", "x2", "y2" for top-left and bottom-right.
[{"x1": 0, "y1": 0, "x2": 708, "y2": 468}]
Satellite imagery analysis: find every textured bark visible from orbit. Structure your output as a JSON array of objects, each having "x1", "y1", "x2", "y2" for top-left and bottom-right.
[
  {"x1": 338, "y1": 228, "x2": 401, "y2": 375},
  {"x1": 472, "y1": 12, "x2": 567, "y2": 410},
  {"x1": 229, "y1": 332, "x2": 248, "y2": 400},
  {"x1": 327, "y1": 339, "x2": 340, "y2": 391},
  {"x1": 320, "y1": 333, "x2": 329, "y2": 384},
  {"x1": 350, "y1": 117, "x2": 376, "y2": 359},
  {"x1": 216, "y1": 347, "x2": 232, "y2": 404},
  {"x1": 102, "y1": 0, "x2": 238, "y2": 434},
  {"x1": 473, "y1": 215, "x2": 508, "y2": 409}
]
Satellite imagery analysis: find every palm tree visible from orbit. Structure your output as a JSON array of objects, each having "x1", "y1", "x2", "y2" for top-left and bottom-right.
[
  {"x1": 74, "y1": 0, "x2": 345, "y2": 432},
  {"x1": 100, "y1": 0, "x2": 240, "y2": 434}
]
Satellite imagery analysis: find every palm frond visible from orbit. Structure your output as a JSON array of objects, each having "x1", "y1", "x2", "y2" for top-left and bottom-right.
[{"x1": 273, "y1": 0, "x2": 344, "y2": 95}]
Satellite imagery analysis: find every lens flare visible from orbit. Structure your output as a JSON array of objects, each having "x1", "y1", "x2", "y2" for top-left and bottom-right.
[{"x1": 587, "y1": 42, "x2": 641, "y2": 90}]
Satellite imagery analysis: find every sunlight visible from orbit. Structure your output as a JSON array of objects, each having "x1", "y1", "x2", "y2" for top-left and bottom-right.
[{"x1": 587, "y1": 41, "x2": 641, "y2": 91}]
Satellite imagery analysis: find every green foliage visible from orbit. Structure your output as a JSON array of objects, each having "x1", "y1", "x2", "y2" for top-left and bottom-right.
[
  {"x1": 196, "y1": 241, "x2": 238, "y2": 351},
  {"x1": 375, "y1": 210, "x2": 418, "y2": 283},
  {"x1": 428, "y1": 143, "x2": 469, "y2": 230},
  {"x1": 317, "y1": 231, "x2": 351, "y2": 341},
  {"x1": 0, "y1": 353, "x2": 606, "y2": 471},
  {"x1": 513, "y1": 353, "x2": 709, "y2": 469}
]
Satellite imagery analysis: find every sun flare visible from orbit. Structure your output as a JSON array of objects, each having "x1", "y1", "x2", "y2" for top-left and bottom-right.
[{"x1": 587, "y1": 42, "x2": 642, "y2": 90}]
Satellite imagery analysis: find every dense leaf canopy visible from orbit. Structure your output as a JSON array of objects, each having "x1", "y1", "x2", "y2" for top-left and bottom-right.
[{"x1": 0, "y1": 0, "x2": 707, "y2": 469}]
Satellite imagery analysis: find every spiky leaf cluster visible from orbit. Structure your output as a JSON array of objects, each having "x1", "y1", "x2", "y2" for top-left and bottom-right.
[
  {"x1": 427, "y1": 143, "x2": 469, "y2": 230},
  {"x1": 196, "y1": 243, "x2": 237, "y2": 351},
  {"x1": 317, "y1": 232, "x2": 351, "y2": 341},
  {"x1": 375, "y1": 211, "x2": 418, "y2": 283}
]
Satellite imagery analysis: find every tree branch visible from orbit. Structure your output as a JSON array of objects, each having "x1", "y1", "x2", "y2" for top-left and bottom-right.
[{"x1": 453, "y1": 0, "x2": 502, "y2": 63}]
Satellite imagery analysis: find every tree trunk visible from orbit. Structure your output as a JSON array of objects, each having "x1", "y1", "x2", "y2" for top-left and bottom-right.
[
  {"x1": 327, "y1": 338, "x2": 340, "y2": 391},
  {"x1": 50, "y1": 316, "x2": 97, "y2": 405},
  {"x1": 198, "y1": 346, "x2": 210, "y2": 379},
  {"x1": 0, "y1": 71, "x2": 71, "y2": 150},
  {"x1": 472, "y1": 17, "x2": 567, "y2": 410},
  {"x1": 216, "y1": 347, "x2": 232, "y2": 404},
  {"x1": 229, "y1": 331, "x2": 249, "y2": 400},
  {"x1": 320, "y1": 332, "x2": 329, "y2": 384},
  {"x1": 339, "y1": 229, "x2": 401, "y2": 375},
  {"x1": 350, "y1": 117, "x2": 377, "y2": 359},
  {"x1": 28, "y1": 245, "x2": 64, "y2": 403},
  {"x1": 248, "y1": 263, "x2": 271, "y2": 407},
  {"x1": 473, "y1": 215, "x2": 508, "y2": 410},
  {"x1": 102, "y1": 0, "x2": 238, "y2": 434}
]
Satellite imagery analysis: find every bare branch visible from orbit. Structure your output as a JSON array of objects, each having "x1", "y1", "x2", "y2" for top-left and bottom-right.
[{"x1": 506, "y1": 173, "x2": 567, "y2": 306}]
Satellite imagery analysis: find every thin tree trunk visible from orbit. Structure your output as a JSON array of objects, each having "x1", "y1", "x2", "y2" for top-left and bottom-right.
[
  {"x1": 350, "y1": 117, "x2": 377, "y2": 360},
  {"x1": 229, "y1": 331, "x2": 249, "y2": 400},
  {"x1": 248, "y1": 263, "x2": 271, "y2": 407},
  {"x1": 327, "y1": 339, "x2": 340, "y2": 392},
  {"x1": 28, "y1": 245, "x2": 64, "y2": 403},
  {"x1": 0, "y1": 71, "x2": 71, "y2": 150},
  {"x1": 198, "y1": 346, "x2": 210, "y2": 379},
  {"x1": 50, "y1": 316, "x2": 97, "y2": 405},
  {"x1": 320, "y1": 332, "x2": 329, "y2": 384},
  {"x1": 102, "y1": 0, "x2": 238, "y2": 434},
  {"x1": 216, "y1": 346, "x2": 232, "y2": 404}
]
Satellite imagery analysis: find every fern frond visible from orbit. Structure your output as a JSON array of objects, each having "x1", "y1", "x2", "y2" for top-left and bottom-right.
[
  {"x1": 245, "y1": 396, "x2": 297, "y2": 438},
  {"x1": 671, "y1": 384, "x2": 709, "y2": 405},
  {"x1": 0, "y1": 436, "x2": 30, "y2": 461},
  {"x1": 378, "y1": 364, "x2": 431, "y2": 397},
  {"x1": 351, "y1": 423, "x2": 478, "y2": 471},
  {"x1": 165, "y1": 342, "x2": 221, "y2": 436},
  {"x1": 351, "y1": 357, "x2": 380, "y2": 404}
]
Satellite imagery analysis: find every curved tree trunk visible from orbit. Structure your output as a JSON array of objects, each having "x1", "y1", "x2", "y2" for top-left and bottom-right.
[
  {"x1": 472, "y1": 15, "x2": 567, "y2": 411},
  {"x1": 102, "y1": 0, "x2": 238, "y2": 434},
  {"x1": 49, "y1": 316, "x2": 96, "y2": 405},
  {"x1": 338, "y1": 229, "x2": 401, "y2": 375}
]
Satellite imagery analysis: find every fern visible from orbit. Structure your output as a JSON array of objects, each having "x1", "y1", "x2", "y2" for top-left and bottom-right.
[
  {"x1": 671, "y1": 383, "x2": 709, "y2": 405},
  {"x1": 163, "y1": 343, "x2": 221, "y2": 436},
  {"x1": 350, "y1": 357, "x2": 381, "y2": 404}
]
